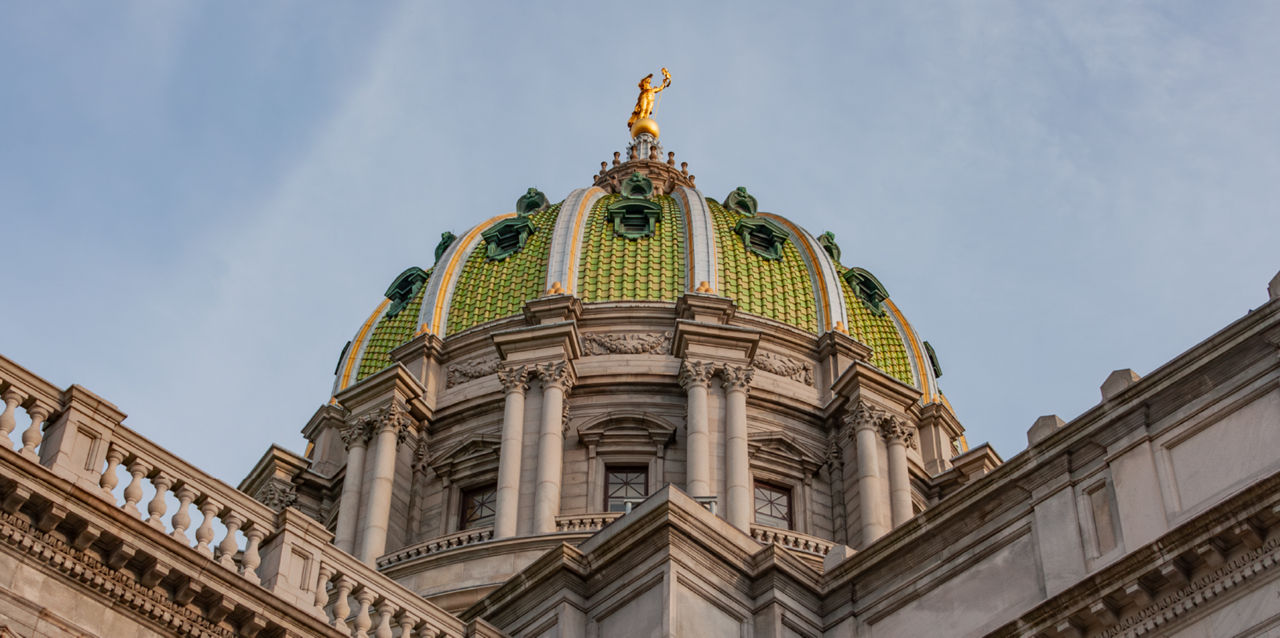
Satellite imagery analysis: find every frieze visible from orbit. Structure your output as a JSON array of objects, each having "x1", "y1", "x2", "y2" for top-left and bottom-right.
[
  {"x1": 0, "y1": 509, "x2": 236, "y2": 637},
  {"x1": 581, "y1": 331, "x2": 672, "y2": 356},
  {"x1": 750, "y1": 351, "x2": 814, "y2": 386},
  {"x1": 446, "y1": 356, "x2": 500, "y2": 387}
]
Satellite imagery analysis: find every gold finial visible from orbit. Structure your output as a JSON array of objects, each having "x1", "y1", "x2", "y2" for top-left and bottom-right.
[
  {"x1": 547, "y1": 281, "x2": 565, "y2": 295},
  {"x1": 833, "y1": 321, "x2": 848, "y2": 334},
  {"x1": 695, "y1": 280, "x2": 714, "y2": 294},
  {"x1": 628, "y1": 68, "x2": 671, "y2": 138}
]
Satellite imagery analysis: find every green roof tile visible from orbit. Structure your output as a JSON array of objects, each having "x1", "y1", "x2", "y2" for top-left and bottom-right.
[
  {"x1": 835, "y1": 264, "x2": 915, "y2": 386},
  {"x1": 706, "y1": 198, "x2": 818, "y2": 333},
  {"x1": 577, "y1": 194, "x2": 686, "y2": 303},
  {"x1": 445, "y1": 203, "x2": 562, "y2": 334},
  {"x1": 356, "y1": 272, "x2": 430, "y2": 382}
]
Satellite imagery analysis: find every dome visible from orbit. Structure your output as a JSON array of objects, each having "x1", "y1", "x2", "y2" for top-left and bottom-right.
[{"x1": 332, "y1": 132, "x2": 943, "y2": 406}]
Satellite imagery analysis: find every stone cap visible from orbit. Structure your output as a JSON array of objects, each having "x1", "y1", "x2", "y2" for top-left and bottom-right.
[
  {"x1": 1100, "y1": 369, "x2": 1141, "y2": 401},
  {"x1": 1026, "y1": 414, "x2": 1067, "y2": 446}
]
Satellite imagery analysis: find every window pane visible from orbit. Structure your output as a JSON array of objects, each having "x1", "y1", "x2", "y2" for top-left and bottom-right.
[
  {"x1": 753, "y1": 482, "x2": 791, "y2": 529},
  {"x1": 606, "y1": 467, "x2": 648, "y2": 512},
  {"x1": 460, "y1": 484, "x2": 496, "y2": 529}
]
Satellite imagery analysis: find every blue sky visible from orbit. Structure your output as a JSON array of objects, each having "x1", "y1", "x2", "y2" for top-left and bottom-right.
[{"x1": 2, "y1": 2, "x2": 1276, "y2": 482}]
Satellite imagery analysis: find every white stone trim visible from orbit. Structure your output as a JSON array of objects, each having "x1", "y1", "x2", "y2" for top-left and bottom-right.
[
  {"x1": 884, "y1": 299, "x2": 935, "y2": 399},
  {"x1": 760, "y1": 213, "x2": 849, "y2": 334},
  {"x1": 545, "y1": 187, "x2": 605, "y2": 295},
  {"x1": 673, "y1": 186, "x2": 717, "y2": 294},
  {"x1": 416, "y1": 213, "x2": 515, "y2": 338}
]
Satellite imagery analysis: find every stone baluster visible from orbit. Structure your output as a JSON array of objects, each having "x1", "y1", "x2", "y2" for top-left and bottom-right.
[
  {"x1": 331, "y1": 576, "x2": 355, "y2": 632},
  {"x1": 99, "y1": 445, "x2": 125, "y2": 501},
  {"x1": 217, "y1": 511, "x2": 245, "y2": 570},
  {"x1": 359, "y1": 405, "x2": 411, "y2": 563},
  {"x1": 722, "y1": 365, "x2": 754, "y2": 531},
  {"x1": 18, "y1": 402, "x2": 50, "y2": 460},
  {"x1": 242, "y1": 526, "x2": 265, "y2": 585},
  {"x1": 170, "y1": 485, "x2": 197, "y2": 545},
  {"x1": 0, "y1": 388, "x2": 23, "y2": 447},
  {"x1": 397, "y1": 614, "x2": 418, "y2": 638},
  {"x1": 194, "y1": 498, "x2": 221, "y2": 557},
  {"x1": 679, "y1": 360, "x2": 717, "y2": 498},
  {"x1": 374, "y1": 601, "x2": 396, "y2": 638},
  {"x1": 353, "y1": 588, "x2": 376, "y2": 638},
  {"x1": 846, "y1": 402, "x2": 888, "y2": 545},
  {"x1": 312, "y1": 562, "x2": 335, "y2": 620},
  {"x1": 533, "y1": 361, "x2": 575, "y2": 534},
  {"x1": 121, "y1": 459, "x2": 149, "y2": 517},
  {"x1": 880, "y1": 417, "x2": 917, "y2": 527},
  {"x1": 334, "y1": 419, "x2": 371, "y2": 553},
  {"x1": 494, "y1": 365, "x2": 529, "y2": 539},
  {"x1": 145, "y1": 473, "x2": 172, "y2": 531}
]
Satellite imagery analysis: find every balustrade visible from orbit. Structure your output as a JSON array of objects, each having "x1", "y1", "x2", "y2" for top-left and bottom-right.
[
  {"x1": 2, "y1": 352, "x2": 466, "y2": 636},
  {"x1": 749, "y1": 524, "x2": 834, "y2": 558}
]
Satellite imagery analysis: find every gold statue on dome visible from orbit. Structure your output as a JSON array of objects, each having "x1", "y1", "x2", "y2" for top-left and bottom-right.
[{"x1": 628, "y1": 68, "x2": 671, "y2": 134}]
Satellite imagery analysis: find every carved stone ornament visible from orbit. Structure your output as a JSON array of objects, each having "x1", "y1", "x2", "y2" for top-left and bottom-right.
[
  {"x1": 339, "y1": 421, "x2": 372, "y2": 449},
  {"x1": 496, "y1": 364, "x2": 530, "y2": 394},
  {"x1": 412, "y1": 436, "x2": 430, "y2": 474},
  {"x1": 750, "y1": 351, "x2": 814, "y2": 386},
  {"x1": 677, "y1": 360, "x2": 717, "y2": 390},
  {"x1": 253, "y1": 480, "x2": 297, "y2": 512},
  {"x1": 581, "y1": 331, "x2": 672, "y2": 356},
  {"x1": 878, "y1": 419, "x2": 918, "y2": 450},
  {"x1": 446, "y1": 356, "x2": 500, "y2": 387},
  {"x1": 534, "y1": 360, "x2": 576, "y2": 392},
  {"x1": 844, "y1": 400, "x2": 916, "y2": 449},
  {"x1": 721, "y1": 364, "x2": 754, "y2": 392}
]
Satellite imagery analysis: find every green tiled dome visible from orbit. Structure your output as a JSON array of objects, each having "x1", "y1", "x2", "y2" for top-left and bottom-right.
[{"x1": 577, "y1": 194, "x2": 686, "y2": 303}]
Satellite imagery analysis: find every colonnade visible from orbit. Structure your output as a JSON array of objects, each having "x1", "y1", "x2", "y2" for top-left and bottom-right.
[
  {"x1": 333, "y1": 404, "x2": 413, "y2": 562},
  {"x1": 678, "y1": 360, "x2": 754, "y2": 531},
  {"x1": 493, "y1": 361, "x2": 576, "y2": 539},
  {"x1": 844, "y1": 401, "x2": 918, "y2": 546}
]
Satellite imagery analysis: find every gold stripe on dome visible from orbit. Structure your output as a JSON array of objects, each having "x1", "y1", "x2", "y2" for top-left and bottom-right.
[
  {"x1": 885, "y1": 298, "x2": 934, "y2": 402},
  {"x1": 339, "y1": 298, "x2": 390, "y2": 392},
  {"x1": 563, "y1": 187, "x2": 605, "y2": 294},
  {"x1": 426, "y1": 212, "x2": 516, "y2": 336},
  {"x1": 761, "y1": 213, "x2": 834, "y2": 332}
]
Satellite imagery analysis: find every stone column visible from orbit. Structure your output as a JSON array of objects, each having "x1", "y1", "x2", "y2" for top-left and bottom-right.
[
  {"x1": 846, "y1": 402, "x2": 888, "y2": 546},
  {"x1": 494, "y1": 365, "x2": 529, "y2": 539},
  {"x1": 334, "y1": 420, "x2": 370, "y2": 553},
  {"x1": 722, "y1": 365, "x2": 754, "y2": 531},
  {"x1": 357, "y1": 405, "x2": 410, "y2": 562},
  {"x1": 533, "y1": 361, "x2": 574, "y2": 534},
  {"x1": 880, "y1": 417, "x2": 916, "y2": 528},
  {"x1": 678, "y1": 360, "x2": 716, "y2": 498}
]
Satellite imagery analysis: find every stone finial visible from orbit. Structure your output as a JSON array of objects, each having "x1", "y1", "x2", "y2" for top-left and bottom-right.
[
  {"x1": 1269, "y1": 270, "x2": 1280, "y2": 301},
  {"x1": 1026, "y1": 414, "x2": 1067, "y2": 446},
  {"x1": 1101, "y1": 369, "x2": 1141, "y2": 401}
]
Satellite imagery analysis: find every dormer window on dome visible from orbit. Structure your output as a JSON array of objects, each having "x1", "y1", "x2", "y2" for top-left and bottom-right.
[
  {"x1": 734, "y1": 217, "x2": 790, "y2": 261},
  {"x1": 606, "y1": 172, "x2": 662, "y2": 240},
  {"x1": 482, "y1": 216, "x2": 536, "y2": 261},
  {"x1": 516, "y1": 187, "x2": 550, "y2": 215},
  {"x1": 843, "y1": 267, "x2": 890, "y2": 316},
  {"x1": 723, "y1": 186, "x2": 759, "y2": 217},
  {"x1": 384, "y1": 266, "x2": 430, "y2": 318}
]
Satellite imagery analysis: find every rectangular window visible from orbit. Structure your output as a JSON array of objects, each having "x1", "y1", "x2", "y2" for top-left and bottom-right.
[
  {"x1": 459, "y1": 484, "x2": 497, "y2": 530},
  {"x1": 605, "y1": 466, "x2": 648, "y2": 512},
  {"x1": 753, "y1": 481, "x2": 792, "y2": 529}
]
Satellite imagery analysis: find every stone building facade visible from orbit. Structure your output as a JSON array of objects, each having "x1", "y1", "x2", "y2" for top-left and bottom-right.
[{"x1": 1, "y1": 123, "x2": 1279, "y2": 637}]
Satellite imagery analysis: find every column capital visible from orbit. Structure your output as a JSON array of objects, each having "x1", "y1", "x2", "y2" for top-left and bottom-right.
[
  {"x1": 879, "y1": 417, "x2": 918, "y2": 450},
  {"x1": 339, "y1": 421, "x2": 372, "y2": 449},
  {"x1": 534, "y1": 360, "x2": 576, "y2": 392},
  {"x1": 721, "y1": 364, "x2": 754, "y2": 393},
  {"x1": 496, "y1": 364, "x2": 531, "y2": 395},
  {"x1": 678, "y1": 360, "x2": 717, "y2": 390}
]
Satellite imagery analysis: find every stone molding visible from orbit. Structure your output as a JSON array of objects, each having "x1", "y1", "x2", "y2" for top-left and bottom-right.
[
  {"x1": 721, "y1": 364, "x2": 754, "y2": 392},
  {"x1": 581, "y1": 331, "x2": 672, "y2": 356},
  {"x1": 677, "y1": 360, "x2": 717, "y2": 390},
  {"x1": 445, "y1": 356, "x2": 500, "y2": 388},
  {"x1": 750, "y1": 351, "x2": 815, "y2": 386}
]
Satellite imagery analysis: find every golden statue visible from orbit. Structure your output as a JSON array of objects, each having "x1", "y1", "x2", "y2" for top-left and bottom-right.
[{"x1": 628, "y1": 68, "x2": 671, "y2": 135}]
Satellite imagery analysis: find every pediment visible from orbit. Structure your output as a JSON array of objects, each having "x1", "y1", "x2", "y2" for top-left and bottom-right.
[
  {"x1": 748, "y1": 431, "x2": 824, "y2": 476},
  {"x1": 578, "y1": 413, "x2": 676, "y2": 449},
  {"x1": 428, "y1": 434, "x2": 500, "y2": 482}
]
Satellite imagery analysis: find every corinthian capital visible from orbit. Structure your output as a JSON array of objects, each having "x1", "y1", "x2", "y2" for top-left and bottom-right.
[
  {"x1": 878, "y1": 417, "x2": 917, "y2": 449},
  {"x1": 496, "y1": 364, "x2": 530, "y2": 394},
  {"x1": 677, "y1": 360, "x2": 717, "y2": 390},
  {"x1": 534, "y1": 360, "x2": 576, "y2": 392},
  {"x1": 339, "y1": 421, "x2": 371, "y2": 449},
  {"x1": 843, "y1": 400, "x2": 882, "y2": 432},
  {"x1": 720, "y1": 364, "x2": 754, "y2": 392}
]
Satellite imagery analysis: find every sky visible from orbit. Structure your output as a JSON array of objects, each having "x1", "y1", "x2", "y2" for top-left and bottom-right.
[{"x1": 1, "y1": 2, "x2": 1277, "y2": 483}]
